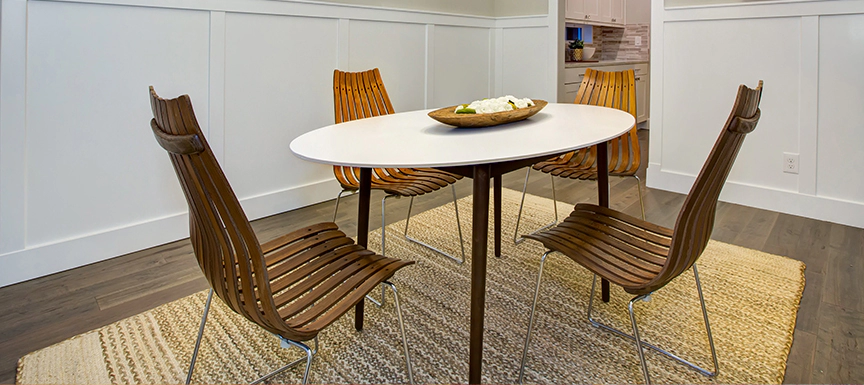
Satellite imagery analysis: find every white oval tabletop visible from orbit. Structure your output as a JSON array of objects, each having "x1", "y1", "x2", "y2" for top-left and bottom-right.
[{"x1": 290, "y1": 103, "x2": 635, "y2": 168}]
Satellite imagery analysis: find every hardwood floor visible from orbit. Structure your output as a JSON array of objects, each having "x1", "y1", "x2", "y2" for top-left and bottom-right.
[{"x1": 1, "y1": 131, "x2": 861, "y2": 383}]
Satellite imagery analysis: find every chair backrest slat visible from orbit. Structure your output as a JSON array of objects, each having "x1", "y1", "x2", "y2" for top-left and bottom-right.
[
  {"x1": 149, "y1": 86, "x2": 307, "y2": 339},
  {"x1": 331, "y1": 68, "x2": 397, "y2": 185},
  {"x1": 641, "y1": 81, "x2": 763, "y2": 294},
  {"x1": 568, "y1": 68, "x2": 640, "y2": 177}
]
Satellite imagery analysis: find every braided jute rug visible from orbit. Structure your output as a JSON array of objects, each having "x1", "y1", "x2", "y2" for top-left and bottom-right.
[{"x1": 17, "y1": 189, "x2": 805, "y2": 384}]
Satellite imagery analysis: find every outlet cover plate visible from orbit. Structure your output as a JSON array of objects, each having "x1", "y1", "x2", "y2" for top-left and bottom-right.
[{"x1": 783, "y1": 152, "x2": 799, "y2": 174}]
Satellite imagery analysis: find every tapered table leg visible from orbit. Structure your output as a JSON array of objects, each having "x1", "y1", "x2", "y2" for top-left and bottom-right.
[
  {"x1": 355, "y1": 167, "x2": 371, "y2": 331},
  {"x1": 469, "y1": 164, "x2": 490, "y2": 384},
  {"x1": 494, "y1": 176, "x2": 502, "y2": 258},
  {"x1": 597, "y1": 143, "x2": 611, "y2": 303}
]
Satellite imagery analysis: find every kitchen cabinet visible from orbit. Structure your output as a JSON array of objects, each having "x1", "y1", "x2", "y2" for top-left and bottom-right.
[
  {"x1": 610, "y1": 0, "x2": 626, "y2": 25},
  {"x1": 562, "y1": 62, "x2": 649, "y2": 124},
  {"x1": 566, "y1": 0, "x2": 624, "y2": 27},
  {"x1": 566, "y1": 0, "x2": 601, "y2": 23},
  {"x1": 634, "y1": 63, "x2": 649, "y2": 124}
]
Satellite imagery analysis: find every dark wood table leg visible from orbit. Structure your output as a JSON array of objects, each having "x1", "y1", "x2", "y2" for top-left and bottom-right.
[
  {"x1": 597, "y1": 143, "x2": 611, "y2": 303},
  {"x1": 469, "y1": 164, "x2": 491, "y2": 384},
  {"x1": 494, "y1": 176, "x2": 502, "y2": 258},
  {"x1": 355, "y1": 167, "x2": 372, "y2": 331}
]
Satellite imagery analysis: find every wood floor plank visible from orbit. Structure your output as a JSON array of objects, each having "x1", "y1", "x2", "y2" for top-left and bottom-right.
[
  {"x1": 1, "y1": 130, "x2": 858, "y2": 384},
  {"x1": 794, "y1": 270, "x2": 824, "y2": 335},
  {"x1": 810, "y1": 303, "x2": 864, "y2": 383},
  {"x1": 731, "y1": 207, "x2": 779, "y2": 250},
  {"x1": 784, "y1": 329, "x2": 817, "y2": 384},
  {"x1": 710, "y1": 201, "x2": 756, "y2": 244},
  {"x1": 823, "y1": 223, "x2": 864, "y2": 312}
]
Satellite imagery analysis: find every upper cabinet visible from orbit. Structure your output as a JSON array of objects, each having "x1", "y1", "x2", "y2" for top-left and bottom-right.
[{"x1": 566, "y1": 0, "x2": 626, "y2": 27}]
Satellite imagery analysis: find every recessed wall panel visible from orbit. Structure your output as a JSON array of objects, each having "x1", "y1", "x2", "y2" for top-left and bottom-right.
[
  {"x1": 348, "y1": 20, "x2": 427, "y2": 112},
  {"x1": 817, "y1": 14, "x2": 864, "y2": 203},
  {"x1": 662, "y1": 18, "x2": 800, "y2": 190},
  {"x1": 25, "y1": 1, "x2": 210, "y2": 245},
  {"x1": 501, "y1": 27, "x2": 549, "y2": 99},
  {"x1": 223, "y1": 13, "x2": 339, "y2": 200},
  {"x1": 432, "y1": 26, "x2": 491, "y2": 107}
]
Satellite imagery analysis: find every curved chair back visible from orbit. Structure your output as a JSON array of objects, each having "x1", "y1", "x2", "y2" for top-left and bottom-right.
[
  {"x1": 563, "y1": 68, "x2": 640, "y2": 176},
  {"x1": 149, "y1": 87, "x2": 294, "y2": 339},
  {"x1": 643, "y1": 81, "x2": 763, "y2": 294},
  {"x1": 332, "y1": 68, "x2": 395, "y2": 188}
]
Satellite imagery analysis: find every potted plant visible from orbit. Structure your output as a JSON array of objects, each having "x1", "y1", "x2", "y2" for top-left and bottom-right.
[{"x1": 568, "y1": 39, "x2": 584, "y2": 61}]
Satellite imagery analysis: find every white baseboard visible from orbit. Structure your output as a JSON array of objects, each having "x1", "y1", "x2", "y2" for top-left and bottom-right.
[
  {"x1": 647, "y1": 163, "x2": 864, "y2": 229},
  {"x1": 0, "y1": 179, "x2": 340, "y2": 288}
]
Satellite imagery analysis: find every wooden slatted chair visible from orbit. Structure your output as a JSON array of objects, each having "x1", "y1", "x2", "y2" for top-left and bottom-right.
[
  {"x1": 148, "y1": 86, "x2": 414, "y2": 385},
  {"x1": 513, "y1": 68, "x2": 644, "y2": 244},
  {"x1": 518, "y1": 81, "x2": 763, "y2": 384},
  {"x1": 332, "y1": 68, "x2": 467, "y2": 266}
]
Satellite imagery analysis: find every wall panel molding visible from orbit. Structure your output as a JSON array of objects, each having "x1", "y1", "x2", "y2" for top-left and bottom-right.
[
  {"x1": 0, "y1": 0, "x2": 558, "y2": 287},
  {"x1": 0, "y1": 0, "x2": 29, "y2": 254},
  {"x1": 0, "y1": 179, "x2": 340, "y2": 287},
  {"x1": 648, "y1": 0, "x2": 864, "y2": 229}
]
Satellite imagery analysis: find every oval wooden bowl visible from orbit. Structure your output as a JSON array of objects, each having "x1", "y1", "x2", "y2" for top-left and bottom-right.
[{"x1": 428, "y1": 99, "x2": 548, "y2": 128}]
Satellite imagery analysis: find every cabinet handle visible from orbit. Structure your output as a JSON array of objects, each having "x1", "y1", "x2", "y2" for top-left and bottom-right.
[
  {"x1": 612, "y1": 18, "x2": 617, "y2": 22},
  {"x1": 585, "y1": 15, "x2": 590, "y2": 19},
  {"x1": 635, "y1": 77, "x2": 641, "y2": 81}
]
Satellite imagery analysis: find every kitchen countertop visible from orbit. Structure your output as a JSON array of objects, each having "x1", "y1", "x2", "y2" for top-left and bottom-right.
[{"x1": 565, "y1": 60, "x2": 648, "y2": 68}]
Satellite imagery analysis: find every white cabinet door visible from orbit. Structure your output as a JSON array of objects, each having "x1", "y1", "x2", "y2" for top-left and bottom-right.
[
  {"x1": 562, "y1": 67, "x2": 588, "y2": 103},
  {"x1": 566, "y1": 0, "x2": 584, "y2": 20},
  {"x1": 634, "y1": 64, "x2": 649, "y2": 123},
  {"x1": 599, "y1": 0, "x2": 612, "y2": 23},
  {"x1": 567, "y1": 0, "x2": 625, "y2": 27},
  {"x1": 583, "y1": 0, "x2": 601, "y2": 22},
  {"x1": 610, "y1": 0, "x2": 626, "y2": 25}
]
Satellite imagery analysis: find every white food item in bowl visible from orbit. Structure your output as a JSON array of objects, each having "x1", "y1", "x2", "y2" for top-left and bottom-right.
[{"x1": 454, "y1": 95, "x2": 535, "y2": 114}]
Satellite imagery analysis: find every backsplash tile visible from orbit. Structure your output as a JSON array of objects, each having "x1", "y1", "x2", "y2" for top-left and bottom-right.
[{"x1": 590, "y1": 24, "x2": 650, "y2": 61}]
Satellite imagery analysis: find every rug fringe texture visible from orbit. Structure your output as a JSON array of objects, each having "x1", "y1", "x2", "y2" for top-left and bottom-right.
[{"x1": 17, "y1": 189, "x2": 806, "y2": 384}]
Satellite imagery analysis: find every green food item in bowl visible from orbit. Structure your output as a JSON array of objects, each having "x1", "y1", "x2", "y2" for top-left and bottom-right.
[{"x1": 455, "y1": 107, "x2": 476, "y2": 114}]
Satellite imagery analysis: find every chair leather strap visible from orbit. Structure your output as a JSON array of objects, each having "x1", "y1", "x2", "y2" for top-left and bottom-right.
[
  {"x1": 150, "y1": 119, "x2": 205, "y2": 155},
  {"x1": 729, "y1": 108, "x2": 761, "y2": 134}
]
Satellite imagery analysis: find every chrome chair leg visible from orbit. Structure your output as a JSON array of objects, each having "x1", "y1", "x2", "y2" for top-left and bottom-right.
[
  {"x1": 186, "y1": 289, "x2": 214, "y2": 384},
  {"x1": 693, "y1": 265, "x2": 719, "y2": 376},
  {"x1": 403, "y1": 184, "x2": 466, "y2": 264},
  {"x1": 632, "y1": 174, "x2": 646, "y2": 220},
  {"x1": 381, "y1": 194, "x2": 399, "y2": 257},
  {"x1": 382, "y1": 281, "x2": 415, "y2": 384},
  {"x1": 251, "y1": 337, "x2": 318, "y2": 385},
  {"x1": 586, "y1": 270, "x2": 718, "y2": 382},
  {"x1": 332, "y1": 189, "x2": 356, "y2": 222},
  {"x1": 517, "y1": 250, "x2": 554, "y2": 384},
  {"x1": 628, "y1": 294, "x2": 652, "y2": 384},
  {"x1": 369, "y1": 194, "x2": 402, "y2": 307},
  {"x1": 188, "y1": 290, "x2": 320, "y2": 385},
  {"x1": 514, "y1": 169, "x2": 559, "y2": 245}
]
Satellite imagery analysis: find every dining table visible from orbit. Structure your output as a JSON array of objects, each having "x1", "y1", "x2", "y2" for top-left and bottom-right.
[{"x1": 290, "y1": 102, "x2": 635, "y2": 384}]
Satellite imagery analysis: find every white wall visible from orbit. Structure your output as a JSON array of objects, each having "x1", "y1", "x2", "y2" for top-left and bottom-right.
[
  {"x1": 0, "y1": 0, "x2": 558, "y2": 287},
  {"x1": 627, "y1": 0, "x2": 651, "y2": 24},
  {"x1": 649, "y1": 0, "x2": 864, "y2": 229},
  {"x1": 316, "y1": 0, "x2": 548, "y2": 17}
]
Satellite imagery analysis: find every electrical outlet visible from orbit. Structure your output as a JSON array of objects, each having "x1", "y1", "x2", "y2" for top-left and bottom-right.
[
  {"x1": 783, "y1": 153, "x2": 799, "y2": 174},
  {"x1": 635, "y1": 36, "x2": 642, "y2": 46}
]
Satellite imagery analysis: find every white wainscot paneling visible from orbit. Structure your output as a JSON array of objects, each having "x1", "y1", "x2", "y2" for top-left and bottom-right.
[
  {"x1": 817, "y1": 13, "x2": 864, "y2": 204},
  {"x1": 500, "y1": 27, "x2": 549, "y2": 99},
  {"x1": 661, "y1": 18, "x2": 800, "y2": 191},
  {"x1": 223, "y1": 12, "x2": 339, "y2": 218},
  {"x1": 347, "y1": 20, "x2": 427, "y2": 112},
  {"x1": 432, "y1": 25, "x2": 491, "y2": 107},
  {"x1": 25, "y1": 1, "x2": 210, "y2": 246}
]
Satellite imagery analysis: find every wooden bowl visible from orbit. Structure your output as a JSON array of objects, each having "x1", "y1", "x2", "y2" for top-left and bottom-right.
[{"x1": 427, "y1": 99, "x2": 548, "y2": 128}]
